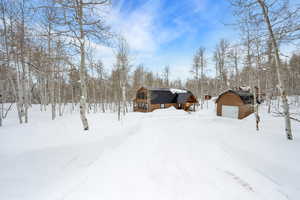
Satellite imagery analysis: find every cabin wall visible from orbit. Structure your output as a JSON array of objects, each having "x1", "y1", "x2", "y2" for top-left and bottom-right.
[
  {"x1": 150, "y1": 103, "x2": 177, "y2": 112},
  {"x1": 204, "y1": 95, "x2": 212, "y2": 100},
  {"x1": 183, "y1": 103, "x2": 195, "y2": 111},
  {"x1": 239, "y1": 104, "x2": 254, "y2": 119},
  {"x1": 134, "y1": 87, "x2": 197, "y2": 112},
  {"x1": 134, "y1": 88, "x2": 151, "y2": 112},
  {"x1": 136, "y1": 88, "x2": 148, "y2": 99},
  {"x1": 133, "y1": 108, "x2": 148, "y2": 112}
]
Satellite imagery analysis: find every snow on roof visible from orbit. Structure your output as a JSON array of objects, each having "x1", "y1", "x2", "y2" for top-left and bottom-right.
[
  {"x1": 169, "y1": 88, "x2": 187, "y2": 94},
  {"x1": 145, "y1": 87, "x2": 188, "y2": 94},
  {"x1": 239, "y1": 86, "x2": 251, "y2": 91}
]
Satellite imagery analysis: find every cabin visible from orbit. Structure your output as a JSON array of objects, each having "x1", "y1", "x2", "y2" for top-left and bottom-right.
[
  {"x1": 215, "y1": 89, "x2": 254, "y2": 119},
  {"x1": 204, "y1": 95, "x2": 212, "y2": 100},
  {"x1": 133, "y1": 87, "x2": 198, "y2": 112}
]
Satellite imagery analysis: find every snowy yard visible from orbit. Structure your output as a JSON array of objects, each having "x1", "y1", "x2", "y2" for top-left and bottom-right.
[{"x1": 0, "y1": 103, "x2": 300, "y2": 200}]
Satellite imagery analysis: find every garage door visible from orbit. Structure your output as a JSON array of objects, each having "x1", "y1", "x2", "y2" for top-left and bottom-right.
[{"x1": 222, "y1": 105, "x2": 239, "y2": 119}]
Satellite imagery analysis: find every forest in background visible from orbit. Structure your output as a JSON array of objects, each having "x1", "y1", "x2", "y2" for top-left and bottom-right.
[{"x1": 0, "y1": 0, "x2": 299, "y2": 138}]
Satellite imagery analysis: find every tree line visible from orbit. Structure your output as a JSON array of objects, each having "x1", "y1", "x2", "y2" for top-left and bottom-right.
[{"x1": 0, "y1": 0, "x2": 299, "y2": 139}]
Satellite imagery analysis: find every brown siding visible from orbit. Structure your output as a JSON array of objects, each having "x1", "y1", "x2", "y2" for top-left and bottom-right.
[
  {"x1": 239, "y1": 104, "x2": 254, "y2": 119},
  {"x1": 216, "y1": 93, "x2": 244, "y2": 117},
  {"x1": 134, "y1": 99, "x2": 147, "y2": 103},
  {"x1": 134, "y1": 87, "x2": 150, "y2": 112},
  {"x1": 183, "y1": 103, "x2": 194, "y2": 111},
  {"x1": 216, "y1": 92, "x2": 254, "y2": 119},
  {"x1": 204, "y1": 95, "x2": 212, "y2": 100},
  {"x1": 150, "y1": 103, "x2": 176, "y2": 111},
  {"x1": 151, "y1": 104, "x2": 160, "y2": 111},
  {"x1": 165, "y1": 103, "x2": 177, "y2": 109},
  {"x1": 134, "y1": 87, "x2": 197, "y2": 113},
  {"x1": 133, "y1": 108, "x2": 148, "y2": 112}
]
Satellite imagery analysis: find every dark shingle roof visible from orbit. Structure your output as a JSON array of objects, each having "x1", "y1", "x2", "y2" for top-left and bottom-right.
[
  {"x1": 140, "y1": 87, "x2": 197, "y2": 104},
  {"x1": 234, "y1": 90, "x2": 254, "y2": 104},
  {"x1": 177, "y1": 92, "x2": 194, "y2": 103},
  {"x1": 150, "y1": 90, "x2": 177, "y2": 104},
  {"x1": 216, "y1": 90, "x2": 254, "y2": 104}
]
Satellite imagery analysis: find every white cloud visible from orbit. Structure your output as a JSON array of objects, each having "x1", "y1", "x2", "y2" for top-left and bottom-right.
[
  {"x1": 91, "y1": 0, "x2": 235, "y2": 81},
  {"x1": 91, "y1": 0, "x2": 196, "y2": 73},
  {"x1": 107, "y1": 1, "x2": 159, "y2": 53},
  {"x1": 191, "y1": 0, "x2": 207, "y2": 13}
]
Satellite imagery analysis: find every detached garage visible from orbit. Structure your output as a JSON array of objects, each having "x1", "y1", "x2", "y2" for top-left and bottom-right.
[{"x1": 215, "y1": 90, "x2": 254, "y2": 119}]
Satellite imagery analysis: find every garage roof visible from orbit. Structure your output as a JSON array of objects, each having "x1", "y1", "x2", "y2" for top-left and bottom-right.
[{"x1": 216, "y1": 90, "x2": 254, "y2": 104}]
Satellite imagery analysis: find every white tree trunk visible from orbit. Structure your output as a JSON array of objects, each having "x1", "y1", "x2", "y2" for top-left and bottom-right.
[
  {"x1": 122, "y1": 84, "x2": 126, "y2": 116},
  {"x1": 58, "y1": 75, "x2": 63, "y2": 117},
  {"x1": 80, "y1": 96, "x2": 89, "y2": 130},
  {"x1": 257, "y1": 0, "x2": 293, "y2": 140},
  {"x1": 78, "y1": 1, "x2": 89, "y2": 131},
  {"x1": 0, "y1": 93, "x2": 2, "y2": 127},
  {"x1": 50, "y1": 77, "x2": 56, "y2": 120},
  {"x1": 253, "y1": 87, "x2": 260, "y2": 131}
]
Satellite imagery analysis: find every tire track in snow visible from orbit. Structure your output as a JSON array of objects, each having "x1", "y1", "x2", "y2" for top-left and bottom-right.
[
  {"x1": 58, "y1": 116, "x2": 144, "y2": 200},
  {"x1": 218, "y1": 142, "x2": 290, "y2": 200},
  {"x1": 223, "y1": 170, "x2": 255, "y2": 192}
]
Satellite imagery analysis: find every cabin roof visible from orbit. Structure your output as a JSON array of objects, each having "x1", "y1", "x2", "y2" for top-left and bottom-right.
[
  {"x1": 216, "y1": 89, "x2": 254, "y2": 104},
  {"x1": 137, "y1": 87, "x2": 197, "y2": 104},
  {"x1": 177, "y1": 93, "x2": 193, "y2": 103},
  {"x1": 150, "y1": 90, "x2": 177, "y2": 104},
  {"x1": 142, "y1": 87, "x2": 188, "y2": 93}
]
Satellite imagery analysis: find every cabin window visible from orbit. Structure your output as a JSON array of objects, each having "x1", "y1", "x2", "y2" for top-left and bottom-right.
[
  {"x1": 137, "y1": 92, "x2": 147, "y2": 99},
  {"x1": 143, "y1": 103, "x2": 148, "y2": 110},
  {"x1": 137, "y1": 102, "x2": 148, "y2": 110},
  {"x1": 160, "y1": 104, "x2": 165, "y2": 108},
  {"x1": 139, "y1": 103, "x2": 142, "y2": 108}
]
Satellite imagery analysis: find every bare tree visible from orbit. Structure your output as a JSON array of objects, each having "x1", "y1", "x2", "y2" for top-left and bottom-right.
[
  {"x1": 228, "y1": 44, "x2": 241, "y2": 88},
  {"x1": 192, "y1": 47, "x2": 206, "y2": 109},
  {"x1": 114, "y1": 38, "x2": 130, "y2": 119},
  {"x1": 55, "y1": 0, "x2": 111, "y2": 130},
  {"x1": 214, "y1": 39, "x2": 230, "y2": 93},
  {"x1": 230, "y1": 0, "x2": 300, "y2": 140},
  {"x1": 163, "y1": 65, "x2": 170, "y2": 87},
  {"x1": 39, "y1": 0, "x2": 58, "y2": 120},
  {"x1": 191, "y1": 51, "x2": 200, "y2": 98}
]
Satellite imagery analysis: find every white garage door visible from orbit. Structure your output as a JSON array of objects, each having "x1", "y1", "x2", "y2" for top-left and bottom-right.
[{"x1": 222, "y1": 105, "x2": 239, "y2": 119}]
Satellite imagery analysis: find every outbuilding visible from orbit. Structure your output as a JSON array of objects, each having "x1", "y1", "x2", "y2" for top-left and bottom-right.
[
  {"x1": 204, "y1": 95, "x2": 212, "y2": 100},
  {"x1": 215, "y1": 90, "x2": 254, "y2": 119}
]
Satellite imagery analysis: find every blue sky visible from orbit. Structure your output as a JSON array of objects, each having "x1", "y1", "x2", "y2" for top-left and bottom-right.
[
  {"x1": 96, "y1": 0, "x2": 238, "y2": 80},
  {"x1": 96, "y1": 0, "x2": 297, "y2": 80}
]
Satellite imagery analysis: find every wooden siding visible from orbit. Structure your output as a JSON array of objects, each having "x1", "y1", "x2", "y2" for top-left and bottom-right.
[
  {"x1": 133, "y1": 87, "x2": 197, "y2": 113},
  {"x1": 204, "y1": 95, "x2": 212, "y2": 100},
  {"x1": 150, "y1": 103, "x2": 195, "y2": 112},
  {"x1": 239, "y1": 104, "x2": 254, "y2": 119},
  {"x1": 133, "y1": 87, "x2": 150, "y2": 112},
  {"x1": 150, "y1": 103, "x2": 176, "y2": 111},
  {"x1": 216, "y1": 92, "x2": 253, "y2": 119}
]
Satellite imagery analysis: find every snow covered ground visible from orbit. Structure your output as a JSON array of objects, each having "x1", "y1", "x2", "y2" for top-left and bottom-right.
[{"x1": 0, "y1": 102, "x2": 300, "y2": 200}]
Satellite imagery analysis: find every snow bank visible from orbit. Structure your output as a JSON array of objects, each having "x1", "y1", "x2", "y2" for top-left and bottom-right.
[
  {"x1": 150, "y1": 106, "x2": 188, "y2": 117},
  {"x1": 0, "y1": 103, "x2": 300, "y2": 200},
  {"x1": 152, "y1": 106, "x2": 177, "y2": 112}
]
